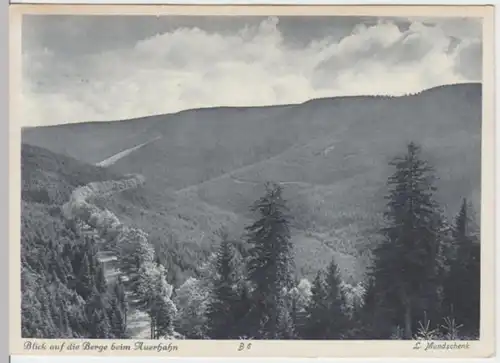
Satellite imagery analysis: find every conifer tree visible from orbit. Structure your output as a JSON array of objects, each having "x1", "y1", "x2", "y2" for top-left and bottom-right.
[
  {"x1": 304, "y1": 260, "x2": 349, "y2": 339},
  {"x1": 443, "y1": 198, "x2": 480, "y2": 334},
  {"x1": 206, "y1": 233, "x2": 241, "y2": 339},
  {"x1": 324, "y1": 259, "x2": 349, "y2": 337},
  {"x1": 245, "y1": 182, "x2": 295, "y2": 339},
  {"x1": 369, "y1": 142, "x2": 444, "y2": 339},
  {"x1": 76, "y1": 251, "x2": 94, "y2": 300},
  {"x1": 276, "y1": 303, "x2": 296, "y2": 339},
  {"x1": 357, "y1": 277, "x2": 379, "y2": 338},
  {"x1": 304, "y1": 271, "x2": 328, "y2": 339}
]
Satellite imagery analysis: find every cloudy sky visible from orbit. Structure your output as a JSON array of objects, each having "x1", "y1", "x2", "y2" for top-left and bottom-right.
[{"x1": 22, "y1": 15, "x2": 482, "y2": 127}]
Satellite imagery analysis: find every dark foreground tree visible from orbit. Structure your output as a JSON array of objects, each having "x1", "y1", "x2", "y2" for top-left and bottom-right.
[
  {"x1": 206, "y1": 231, "x2": 241, "y2": 339},
  {"x1": 369, "y1": 142, "x2": 445, "y2": 339},
  {"x1": 443, "y1": 198, "x2": 480, "y2": 335},
  {"x1": 304, "y1": 259, "x2": 349, "y2": 339},
  {"x1": 246, "y1": 182, "x2": 295, "y2": 339}
]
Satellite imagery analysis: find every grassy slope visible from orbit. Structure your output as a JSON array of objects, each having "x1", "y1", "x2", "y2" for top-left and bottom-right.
[{"x1": 21, "y1": 83, "x2": 482, "y2": 284}]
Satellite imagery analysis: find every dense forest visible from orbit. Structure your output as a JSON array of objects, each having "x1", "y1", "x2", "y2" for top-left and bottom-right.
[{"x1": 21, "y1": 142, "x2": 480, "y2": 340}]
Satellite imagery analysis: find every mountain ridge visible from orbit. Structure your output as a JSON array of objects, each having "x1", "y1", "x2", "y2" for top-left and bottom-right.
[{"x1": 21, "y1": 82, "x2": 480, "y2": 130}]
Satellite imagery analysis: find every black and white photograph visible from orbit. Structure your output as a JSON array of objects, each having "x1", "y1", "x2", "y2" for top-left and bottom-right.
[{"x1": 15, "y1": 7, "x2": 493, "y2": 347}]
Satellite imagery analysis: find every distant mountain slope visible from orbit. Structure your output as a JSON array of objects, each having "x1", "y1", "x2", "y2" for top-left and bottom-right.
[
  {"x1": 21, "y1": 83, "x2": 482, "y2": 284},
  {"x1": 22, "y1": 83, "x2": 481, "y2": 196}
]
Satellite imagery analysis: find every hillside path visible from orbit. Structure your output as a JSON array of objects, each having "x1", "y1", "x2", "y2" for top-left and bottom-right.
[{"x1": 62, "y1": 174, "x2": 152, "y2": 339}]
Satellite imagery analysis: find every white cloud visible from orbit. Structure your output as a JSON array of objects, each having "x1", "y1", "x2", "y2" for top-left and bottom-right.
[{"x1": 22, "y1": 17, "x2": 482, "y2": 127}]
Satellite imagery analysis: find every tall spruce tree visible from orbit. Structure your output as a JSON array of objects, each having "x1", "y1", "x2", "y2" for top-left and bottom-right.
[
  {"x1": 443, "y1": 199, "x2": 480, "y2": 334},
  {"x1": 206, "y1": 233, "x2": 241, "y2": 339},
  {"x1": 246, "y1": 182, "x2": 295, "y2": 339},
  {"x1": 370, "y1": 142, "x2": 444, "y2": 339}
]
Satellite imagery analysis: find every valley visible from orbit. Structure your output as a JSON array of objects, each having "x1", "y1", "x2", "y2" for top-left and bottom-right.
[{"x1": 21, "y1": 83, "x2": 482, "y2": 286}]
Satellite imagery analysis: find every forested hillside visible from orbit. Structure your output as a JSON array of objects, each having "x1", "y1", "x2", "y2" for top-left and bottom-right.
[{"x1": 21, "y1": 141, "x2": 480, "y2": 340}]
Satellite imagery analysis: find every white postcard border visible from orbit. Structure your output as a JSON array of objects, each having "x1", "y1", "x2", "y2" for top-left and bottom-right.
[{"x1": 8, "y1": 3, "x2": 497, "y2": 359}]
